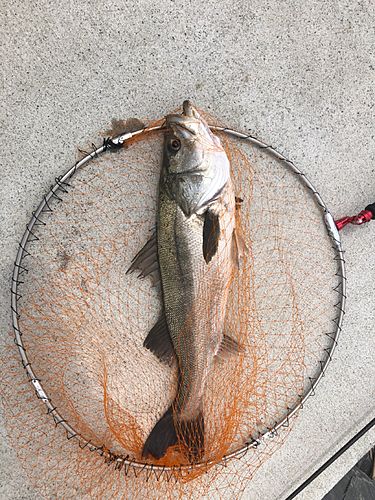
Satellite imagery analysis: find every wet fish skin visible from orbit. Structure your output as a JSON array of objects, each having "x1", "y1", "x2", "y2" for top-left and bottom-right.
[
  {"x1": 140, "y1": 101, "x2": 239, "y2": 461},
  {"x1": 157, "y1": 177, "x2": 236, "y2": 421}
]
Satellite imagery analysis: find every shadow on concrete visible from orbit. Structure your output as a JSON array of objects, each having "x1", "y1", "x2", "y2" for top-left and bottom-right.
[{"x1": 323, "y1": 448, "x2": 375, "y2": 500}]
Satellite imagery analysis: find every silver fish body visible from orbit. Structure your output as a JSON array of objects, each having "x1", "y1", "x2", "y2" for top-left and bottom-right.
[
  {"x1": 158, "y1": 176, "x2": 236, "y2": 421},
  {"x1": 129, "y1": 101, "x2": 241, "y2": 460}
]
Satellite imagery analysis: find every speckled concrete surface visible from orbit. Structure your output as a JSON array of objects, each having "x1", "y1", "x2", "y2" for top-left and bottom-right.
[{"x1": 1, "y1": 1, "x2": 375, "y2": 498}]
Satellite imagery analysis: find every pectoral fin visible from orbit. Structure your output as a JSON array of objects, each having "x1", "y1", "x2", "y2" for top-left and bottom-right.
[
  {"x1": 203, "y1": 209, "x2": 220, "y2": 264},
  {"x1": 217, "y1": 334, "x2": 243, "y2": 360},
  {"x1": 143, "y1": 314, "x2": 175, "y2": 366},
  {"x1": 126, "y1": 231, "x2": 160, "y2": 286}
]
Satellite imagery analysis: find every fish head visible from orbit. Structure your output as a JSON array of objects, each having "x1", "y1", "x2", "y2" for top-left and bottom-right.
[{"x1": 163, "y1": 100, "x2": 230, "y2": 216}]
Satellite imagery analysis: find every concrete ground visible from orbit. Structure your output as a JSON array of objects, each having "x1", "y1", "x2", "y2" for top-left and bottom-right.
[{"x1": 1, "y1": 1, "x2": 375, "y2": 498}]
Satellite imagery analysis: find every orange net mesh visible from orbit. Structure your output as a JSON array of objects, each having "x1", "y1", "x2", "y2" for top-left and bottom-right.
[{"x1": 1, "y1": 109, "x2": 341, "y2": 498}]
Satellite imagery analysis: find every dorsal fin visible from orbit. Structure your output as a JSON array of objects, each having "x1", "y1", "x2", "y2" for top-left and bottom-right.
[{"x1": 231, "y1": 228, "x2": 248, "y2": 269}]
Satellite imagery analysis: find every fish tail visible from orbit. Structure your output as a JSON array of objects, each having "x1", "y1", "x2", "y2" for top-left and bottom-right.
[
  {"x1": 179, "y1": 411, "x2": 205, "y2": 462},
  {"x1": 142, "y1": 406, "x2": 204, "y2": 461},
  {"x1": 142, "y1": 406, "x2": 177, "y2": 459}
]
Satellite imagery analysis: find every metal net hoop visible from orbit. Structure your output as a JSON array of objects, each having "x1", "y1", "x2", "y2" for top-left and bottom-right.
[{"x1": 10, "y1": 122, "x2": 346, "y2": 474}]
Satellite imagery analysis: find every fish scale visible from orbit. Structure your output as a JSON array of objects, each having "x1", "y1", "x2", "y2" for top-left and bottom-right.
[
  {"x1": 128, "y1": 101, "x2": 243, "y2": 461},
  {"x1": 158, "y1": 181, "x2": 235, "y2": 421}
]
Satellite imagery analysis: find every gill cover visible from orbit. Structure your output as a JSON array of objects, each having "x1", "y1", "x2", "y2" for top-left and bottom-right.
[{"x1": 163, "y1": 101, "x2": 230, "y2": 217}]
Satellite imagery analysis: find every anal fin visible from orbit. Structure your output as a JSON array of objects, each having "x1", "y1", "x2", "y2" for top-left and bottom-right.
[
  {"x1": 144, "y1": 314, "x2": 175, "y2": 366},
  {"x1": 126, "y1": 231, "x2": 160, "y2": 286},
  {"x1": 217, "y1": 334, "x2": 243, "y2": 360}
]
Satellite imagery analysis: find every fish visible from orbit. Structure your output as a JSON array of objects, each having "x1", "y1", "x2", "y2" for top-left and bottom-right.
[{"x1": 127, "y1": 100, "x2": 245, "y2": 461}]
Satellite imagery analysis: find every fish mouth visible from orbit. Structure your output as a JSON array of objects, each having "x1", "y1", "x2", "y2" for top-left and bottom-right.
[
  {"x1": 165, "y1": 100, "x2": 200, "y2": 139},
  {"x1": 182, "y1": 99, "x2": 194, "y2": 116},
  {"x1": 166, "y1": 100, "x2": 219, "y2": 146}
]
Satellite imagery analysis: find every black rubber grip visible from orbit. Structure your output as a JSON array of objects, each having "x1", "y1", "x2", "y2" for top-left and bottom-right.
[{"x1": 365, "y1": 203, "x2": 375, "y2": 219}]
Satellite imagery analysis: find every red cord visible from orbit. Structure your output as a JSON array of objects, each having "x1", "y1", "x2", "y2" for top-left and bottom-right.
[{"x1": 335, "y1": 210, "x2": 373, "y2": 231}]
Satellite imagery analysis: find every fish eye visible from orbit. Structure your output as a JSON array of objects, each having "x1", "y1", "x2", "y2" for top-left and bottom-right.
[{"x1": 170, "y1": 138, "x2": 181, "y2": 151}]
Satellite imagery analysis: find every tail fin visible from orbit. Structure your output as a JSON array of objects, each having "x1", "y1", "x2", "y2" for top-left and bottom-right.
[
  {"x1": 179, "y1": 411, "x2": 204, "y2": 462},
  {"x1": 142, "y1": 406, "x2": 177, "y2": 459},
  {"x1": 142, "y1": 406, "x2": 205, "y2": 462}
]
